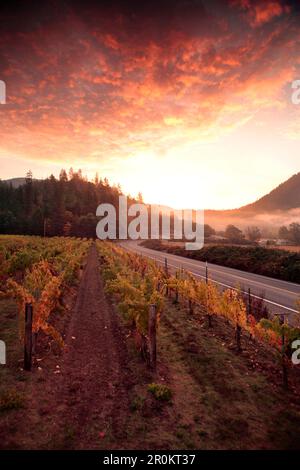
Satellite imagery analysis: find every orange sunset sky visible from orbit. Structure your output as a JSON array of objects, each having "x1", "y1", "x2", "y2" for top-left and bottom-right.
[{"x1": 0, "y1": 0, "x2": 300, "y2": 209}]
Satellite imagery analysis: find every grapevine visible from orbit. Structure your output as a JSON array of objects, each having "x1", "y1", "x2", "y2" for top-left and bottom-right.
[{"x1": 96, "y1": 240, "x2": 300, "y2": 380}]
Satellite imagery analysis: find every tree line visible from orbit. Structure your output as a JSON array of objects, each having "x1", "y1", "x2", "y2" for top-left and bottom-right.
[
  {"x1": 0, "y1": 169, "x2": 137, "y2": 238},
  {"x1": 206, "y1": 223, "x2": 300, "y2": 245},
  {"x1": 1, "y1": 169, "x2": 300, "y2": 245}
]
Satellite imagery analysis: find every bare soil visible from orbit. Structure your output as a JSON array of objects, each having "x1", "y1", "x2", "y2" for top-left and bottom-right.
[{"x1": 0, "y1": 244, "x2": 133, "y2": 449}]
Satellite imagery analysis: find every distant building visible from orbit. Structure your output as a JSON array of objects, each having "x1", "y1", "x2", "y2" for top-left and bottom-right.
[{"x1": 275, "y1": 239, "x2": 294, "y2": 246}]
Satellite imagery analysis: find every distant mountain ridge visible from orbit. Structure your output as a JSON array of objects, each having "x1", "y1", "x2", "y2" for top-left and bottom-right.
[
  {"x1": 204, "y1": 172, "x2": 300, "y2": 229},
  {"x1": 205, "y1": 172, "x2": 300, "y2": 216},
  {"x1": 240, "y1": 172, "x2": 300, "y2": 213},
  {"x1": 2, "y1": 177, "x2": 39, "y2": 188}
]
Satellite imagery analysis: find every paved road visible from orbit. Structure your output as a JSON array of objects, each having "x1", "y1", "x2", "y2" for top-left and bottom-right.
[{"x1": 119, "y1": 240, "x2": 300, "y2": 325}]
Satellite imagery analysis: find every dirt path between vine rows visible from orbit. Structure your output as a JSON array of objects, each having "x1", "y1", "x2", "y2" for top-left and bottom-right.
[{"x1": 27, "y1": 243, "x2": 133, "y2": 449}]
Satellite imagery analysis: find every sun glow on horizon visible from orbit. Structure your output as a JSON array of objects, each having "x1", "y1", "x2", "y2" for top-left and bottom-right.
[{"x1": 0, "y1": 0, "x2": 300, "y2": 210}]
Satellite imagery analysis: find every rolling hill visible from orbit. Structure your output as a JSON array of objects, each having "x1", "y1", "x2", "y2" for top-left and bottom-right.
[
  {"x1": 240, "y1": 172, "x2": 300, "y2": 213},
  {"x1": 205, "y1": 172, "x2": 300, "y2": 230}
]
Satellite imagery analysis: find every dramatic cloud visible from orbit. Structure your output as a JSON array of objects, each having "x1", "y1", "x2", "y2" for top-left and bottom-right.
[{"x1": 0, "y1": 0, "x2": 299, "y2": 208}]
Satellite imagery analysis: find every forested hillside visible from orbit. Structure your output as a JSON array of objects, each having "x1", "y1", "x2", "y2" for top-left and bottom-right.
[
  {"x1": 0, "y1": 170, "x2": 135, "y2": 237},
  {"x1": 203, "y1": 172, "x2": 300, "y2": 230}
]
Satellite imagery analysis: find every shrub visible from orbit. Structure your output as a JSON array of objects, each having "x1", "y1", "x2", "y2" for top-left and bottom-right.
[
  {"x1": 141, "y1": 241, "x2": 300, "y2": 283},
  {"x1": 148, "y1": 383, "x2": 172, "y2": 402},
  {"x1": 8, "y1": 249, "x2": 38, "y2": 275}
]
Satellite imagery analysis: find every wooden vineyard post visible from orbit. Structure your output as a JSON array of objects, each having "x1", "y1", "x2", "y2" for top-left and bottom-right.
[
  {"x1": 205, "y1": 266, "x2": 212, "y2": 328},
  {"x1": 164, "y1": 258, "x2": 169, "y2": 296},
  {"x1": 280, "y1": 314, "x2": 288, "y2": 390},
  {"x1": 247, "y1": 287, "x2": 253, "y2": 340},
  {"x1": 247, "y1": 288, "x2": 251, "y2": 319},
  {"x1": 164, "y1": 257, "x2": 168, "y2": 276},
  {"x1": 148, "y1": 304, "x2": 157, "y2": 370},
  {"x1": 175, "y1": 271, "x2": 179, "y2": 304},
  {"x1": 180, "y1": 265, "x2": 183, "y2": 278},
  {"x1": 236, "y1": 323, "x2": 242, "y2": 352},
  {"x1": 24, "y1": 303, "x2": 33, "y2": 371}
]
